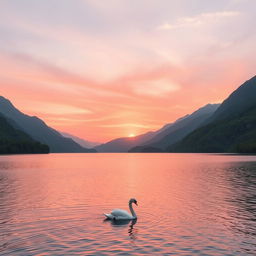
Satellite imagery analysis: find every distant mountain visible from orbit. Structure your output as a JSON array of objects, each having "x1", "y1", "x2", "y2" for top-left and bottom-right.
[
  {"x1": 0, "y1": 113, "x2": 49, "y2": 154},
  {"x1": 0, "y1": 96, "x2": 96, "y2": 153},
  {"x1": 94, "y1": 131, "x2": 156, "y2": 152},
  {"x1": 128, "y1": 146, "x2": 164, "y2": 153},
  {"x1": 61, "y1": 132, "x2": 101, "y2": 148},
  {"x1": 129, "y1": 104, "x2": 220, "y2": 152},
  {"x1": 169, "y1": 75, "x2": 256, "y2": 153},
  {"x1": 95, "y1": 104, "x2": 220, "y2": 153}
]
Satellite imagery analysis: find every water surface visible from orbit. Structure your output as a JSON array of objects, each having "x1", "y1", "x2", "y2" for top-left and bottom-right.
[{"x1": 0, "y1": 153, "x2": 256, "y2": 255}]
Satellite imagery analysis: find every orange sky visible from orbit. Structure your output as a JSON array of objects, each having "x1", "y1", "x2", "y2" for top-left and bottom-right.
[{"x1": 0, "y1": 0, "x2": 255, "y2": 142}]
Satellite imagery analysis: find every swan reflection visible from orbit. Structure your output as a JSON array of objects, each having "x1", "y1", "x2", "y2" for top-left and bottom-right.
[
  {"x1": 128, "y1": 219, "x2": 137, "y2": 240},
  {"x1": 103, "y1": 219, "x2": 137, "y2": 240}
]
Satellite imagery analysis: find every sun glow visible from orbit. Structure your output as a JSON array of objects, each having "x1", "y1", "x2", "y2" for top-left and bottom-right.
[{"x1": 128, "y1": 133, "x2": 135, "y2": 137}]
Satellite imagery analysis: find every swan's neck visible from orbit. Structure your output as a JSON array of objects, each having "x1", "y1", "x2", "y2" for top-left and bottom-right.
[{"x1": 129, "y1": 202, "x2": 137, "y2": 218}]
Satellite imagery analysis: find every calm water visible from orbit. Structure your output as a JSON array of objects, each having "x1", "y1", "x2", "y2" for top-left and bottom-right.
[{"x1": 0, "y1": 153, "x2": 256, "y2": 255}]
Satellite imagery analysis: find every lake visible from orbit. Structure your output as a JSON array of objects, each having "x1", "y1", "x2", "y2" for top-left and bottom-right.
[{"x1": 0, "y1": 153, "x2": 256, "y2": 255}]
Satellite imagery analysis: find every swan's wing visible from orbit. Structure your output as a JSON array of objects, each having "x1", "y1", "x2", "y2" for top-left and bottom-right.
[
  {"x1": 104, "y1": 213, "x2": 114, "y2": 219},
  {"x1": 111, "y1": 209, "x2": 132, "y2": 219}
]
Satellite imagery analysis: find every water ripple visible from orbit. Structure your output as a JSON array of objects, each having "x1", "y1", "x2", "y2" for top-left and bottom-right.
[{"x1": 0, "y1": 154, "x2": 256, "y2": 255}]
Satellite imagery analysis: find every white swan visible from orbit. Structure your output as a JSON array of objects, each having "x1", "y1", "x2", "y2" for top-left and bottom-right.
[{"x1": 104, "y1": 198, "x2": 138, "y2": 220}]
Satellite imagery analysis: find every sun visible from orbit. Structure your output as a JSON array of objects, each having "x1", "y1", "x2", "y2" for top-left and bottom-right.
[{"x1": 128, "y1": 133, "x2": 135, "y2": 137}]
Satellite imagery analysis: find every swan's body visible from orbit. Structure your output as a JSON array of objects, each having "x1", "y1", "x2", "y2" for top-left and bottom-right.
[{"x1": 104, "y1": 198, "x2": 138, "y2": 220}]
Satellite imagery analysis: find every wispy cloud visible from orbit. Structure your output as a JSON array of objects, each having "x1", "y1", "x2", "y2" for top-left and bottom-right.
[
  {"x1": 132, "y1": 78, "x2": 180, "y2": 97},
  {"x1": 158, "y1": 11, "x2": 241, "y2": 30},
  {"x1": 0, "y1": 0, "x2": 255, "y2": 142},
  {"x1": 26, "y1": 102, "x2": 93, "y2": 115},
  {"x1": 99, "y1": 123, "x2": 154, "y2": 128}
]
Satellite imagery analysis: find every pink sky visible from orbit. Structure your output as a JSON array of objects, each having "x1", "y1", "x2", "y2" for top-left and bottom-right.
[{"x1": 0, "y1": 0, "x2": 255, "y2": 142}]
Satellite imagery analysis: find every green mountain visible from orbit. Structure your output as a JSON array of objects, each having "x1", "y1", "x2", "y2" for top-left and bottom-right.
[
  {"x1": 169, "y1": 75, "x2": 256, "y2": 153},
  {"x1": 129, "y1": 104, "x2": 219, "y2": 152},
  {"x1": 208, "y1": 75, "x2": 256, "y2": 122},
  {"x1": 0, "y1": 114, "x2": 49, "y2": 154},
  {"x1": 0, "y1": 96, "x2": 96, "y2": 153}
]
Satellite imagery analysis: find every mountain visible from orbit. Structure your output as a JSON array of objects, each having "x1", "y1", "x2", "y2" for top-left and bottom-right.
[
  {"x1": 95, "y1": 104, "x2": 219, "y2": 153},
  {"x1": 129, "y1": 104, "x2": 220, "y2": 152},
  {"x1": 0, "y1": 96, "x2": 96, "y2": 153},
  {"x1": 61, "y1": 132, "x2": 101, "y2": 148},
  {"x1": 208, "y1": 76, "x2": 256, "y2": 122},
  {"x1": 128, "y1": 145, "x2": 164, "y2": 153},
  {"x1": 169, "y1": 75, "x2": 256, "y2": 153},
  {"x1": 94, "y1": 131, "x2": 156, "y2": 152},
  {"x1": 0, "y1": 113, "x2": 49, "y2": 154}
]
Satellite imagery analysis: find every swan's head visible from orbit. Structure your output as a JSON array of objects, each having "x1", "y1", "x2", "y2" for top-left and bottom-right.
[{"x1": 129, "y1": 198, "x2": 138, "y2": 206}]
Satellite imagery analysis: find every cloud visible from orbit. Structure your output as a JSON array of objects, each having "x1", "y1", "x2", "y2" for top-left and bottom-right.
[
  {"x1": 0, "y1": 0, "x2": 255, "y2": 142},
  {"x1": 132, "y1": 78, "x2": 180, "y2": 97},
  {"x1": 26, "y1": 102, "x2": 93, "y2": 115},
  {"x1": 158, "y1": 11, "x2": 241, "y2": 30},
  {"x1": 1, "y1": 51, "x2": 136, "y2": 100},
  {"x1": 99, "y1": 123, "x2": 153, "y2": 128}
]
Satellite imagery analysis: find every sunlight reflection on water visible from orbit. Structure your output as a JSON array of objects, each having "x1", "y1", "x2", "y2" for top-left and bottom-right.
[{"x1": 0, "y1": 153, "x2": 256, "y2": 255}]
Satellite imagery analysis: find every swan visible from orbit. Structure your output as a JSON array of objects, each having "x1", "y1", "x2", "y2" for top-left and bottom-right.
[{"x1": 104, "y1": 198, "x2": 138, "y2": 220}]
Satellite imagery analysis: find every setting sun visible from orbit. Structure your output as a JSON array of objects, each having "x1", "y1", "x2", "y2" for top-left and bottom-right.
[{"x1": 128, "y1": 133, "x2": 135, "y2": 137}]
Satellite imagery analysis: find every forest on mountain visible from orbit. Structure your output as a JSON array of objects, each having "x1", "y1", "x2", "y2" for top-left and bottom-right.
[{"x1": 0, "y1": 114, "x2": 49, "y2": 154}]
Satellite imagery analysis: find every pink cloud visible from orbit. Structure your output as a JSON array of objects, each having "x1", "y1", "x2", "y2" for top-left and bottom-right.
[{"x1": 0, "y1": 0, "x2": 255, "y2": 142}]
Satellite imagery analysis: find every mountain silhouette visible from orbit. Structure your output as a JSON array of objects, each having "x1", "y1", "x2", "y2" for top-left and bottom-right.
[
  {"x1": 94, "y1": 131, "x2": 156, "y2": 152},
  {"x1": 169, "y1": 75, "x2": 256, "y2": 153},
  {"x1": 61, "y1": 131, "x2": 101, "y2": 148},
  {"x1": 0, "y1": 96, "x2": 96, "y2": 153},
  {"x1": 95, "y1": 104, "x2": 219, "y2": 153},
  {"x1": 129, "y1": 104, "x2": 219, "y2": 152},
  {"x1": 0, "y1": 113, "x2": 49, "y2": 154}
]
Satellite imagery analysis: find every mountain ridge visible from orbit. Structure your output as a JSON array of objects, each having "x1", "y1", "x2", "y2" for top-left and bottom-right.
[
  {"x1": 169, "y1": 75, "x2": 256, "y2": 153},
  {"x1": 94, "y1": 131, "x2": 156, "y2": 152},
  {"x1": 0, "y1": 96, "x2": 96, "y2": 153},
  {"x1": 0, "y1": 113, "x2": 49, "y2": 154},
  {"x1": 61, "y1": 131, "x2": 101, "y2": 148},
  {"x1": 129, "y1": 103, "x2": 220, "y2": 152}
]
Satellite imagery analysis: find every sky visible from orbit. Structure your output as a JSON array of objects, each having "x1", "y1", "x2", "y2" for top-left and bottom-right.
[{"x1": 0, "y1": 0, "x2": 255, "y2": 142}]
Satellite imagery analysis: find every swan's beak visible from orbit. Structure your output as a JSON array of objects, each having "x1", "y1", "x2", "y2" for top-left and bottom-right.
[{"x1": 135, "y1": 202, "x2": 138, "y2": 206}]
